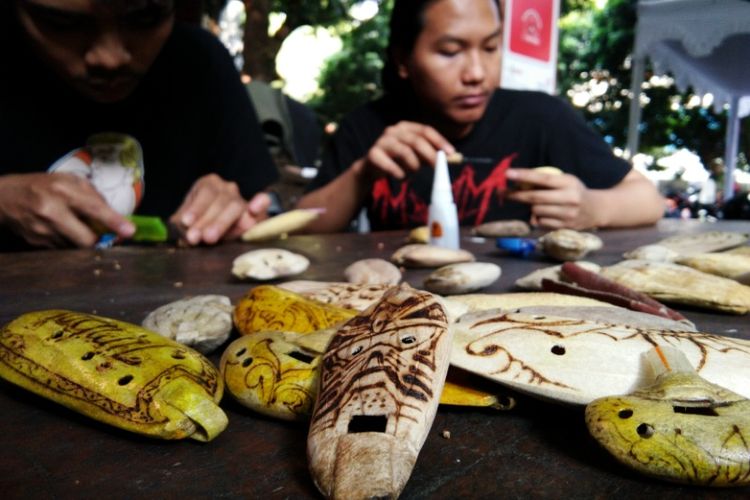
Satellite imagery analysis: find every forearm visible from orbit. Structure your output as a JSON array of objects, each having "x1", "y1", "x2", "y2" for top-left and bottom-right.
[
  {"x1": 588, "y1": 171, "x2": 664, "y2": 228},
  {"x1": 296, "y1": 159, "x2": 374, "y2": 233}
]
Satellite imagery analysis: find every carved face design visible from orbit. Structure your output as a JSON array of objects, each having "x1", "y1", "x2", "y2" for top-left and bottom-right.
[{"x1": 310, "y1": 286, "x2": 450, "y2": 437}]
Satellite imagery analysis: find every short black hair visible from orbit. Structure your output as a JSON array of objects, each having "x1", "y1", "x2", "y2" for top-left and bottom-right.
[{"x1": 382, "y1": 0, "x2": 502, "y2": 97}]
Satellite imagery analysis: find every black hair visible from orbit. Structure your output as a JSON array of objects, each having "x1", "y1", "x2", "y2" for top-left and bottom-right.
[{"x1": 382, "y1": 0, "x2": 502, "y2": 98}]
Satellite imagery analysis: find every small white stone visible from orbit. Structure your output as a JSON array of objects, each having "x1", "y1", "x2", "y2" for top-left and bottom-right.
[
  {"x1": 538, "y1": 229, "x2": 602, "y2": 262},
  {"x1": 344, "y1": 258, "x2": 402, "y2": 285},
  {"x1": 392, "y1": 244, "x2": 475, "y2": 268},
  {"x1": 423, "y1": 262, "x2": 501, "y2": 295},
  {"x1": 142, "y1": 295, "x2": 233, "y2": 354},
  {"x1": 232, "y1": 248, "x2": 310, "y2": 281}
]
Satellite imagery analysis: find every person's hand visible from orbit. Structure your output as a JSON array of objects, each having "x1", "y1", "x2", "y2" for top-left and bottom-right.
[
  {"x1": 353, "y1": 121, "x2": 455, "y2": 181},
  {"x1": 170, "y1": 174, "x2": 270, "y2": 246},
  {"x1": 504, "y1": 167, "x2": 598, "y2": 229},
  {"x1": 0, "y1": 173, "x2": 135, "y2": 248}
]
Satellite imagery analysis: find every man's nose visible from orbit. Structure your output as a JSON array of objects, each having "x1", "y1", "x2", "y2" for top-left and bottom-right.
[
  {"x1": 462, "y1": 50, "x2": 486, "y2": 84},
  {"x1": 84, "y1": 30, "x2": 132, "y2": 70}
]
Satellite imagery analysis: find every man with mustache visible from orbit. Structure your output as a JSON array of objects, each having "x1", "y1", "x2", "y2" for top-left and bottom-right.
[{"x1": 0, "y1": 0, "x2": 277, "y2": 250}]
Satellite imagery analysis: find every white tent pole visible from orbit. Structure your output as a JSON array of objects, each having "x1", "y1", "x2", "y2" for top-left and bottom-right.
[
  {"x1": 723, "y1": 96, "x2": 740, "y2": 203},
  {"x1": 626, "y1": 55, "x2": 646, "y2": 159}
]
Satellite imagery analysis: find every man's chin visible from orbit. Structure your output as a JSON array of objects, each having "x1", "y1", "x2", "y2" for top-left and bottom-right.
[{"x1": 76, "y1": 81, "x2": 139, "y2": 103}]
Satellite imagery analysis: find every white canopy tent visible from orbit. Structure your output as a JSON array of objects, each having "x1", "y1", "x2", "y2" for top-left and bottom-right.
[{"x1": 627, "y1": 0, "x2": 750, "y2": 201}]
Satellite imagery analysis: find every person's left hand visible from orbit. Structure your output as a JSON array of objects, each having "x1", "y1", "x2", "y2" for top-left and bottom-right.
[
  {"x1": 170, "y1": 174, "x2": 271, "y2": 245},
  {"x1": 503, "y1": 167, "x2": 598, "y2": 229}
]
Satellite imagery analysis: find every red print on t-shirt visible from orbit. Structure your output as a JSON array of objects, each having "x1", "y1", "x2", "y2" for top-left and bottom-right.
[{"x1": 371, "y1": 154, "x2": 516, "y2": 227}]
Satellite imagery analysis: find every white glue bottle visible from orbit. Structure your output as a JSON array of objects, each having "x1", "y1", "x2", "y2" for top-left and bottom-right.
[{"x1": 428, "y1": 150, "x2": 460, "y2": 249}]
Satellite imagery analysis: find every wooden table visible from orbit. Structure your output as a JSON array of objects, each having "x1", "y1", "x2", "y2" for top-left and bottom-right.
[{"x1": 1, "y1": 219, "x2": 748, "y2": 499}]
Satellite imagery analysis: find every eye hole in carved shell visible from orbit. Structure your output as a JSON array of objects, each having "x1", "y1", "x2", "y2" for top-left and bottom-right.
[
  {"x1": 551, "y1": 345, "x2": 566, "y2": 355},
  {"x1": 52, "y1": 330, "x2": 64, "y2": 339},
  {"x1": 637, "y1": 423, "x2": 654, "y2": 438},
  {"x1": 172, "y1": 351, "x2": 186, "y2": 360},
  {"x1": 242, "y1": 357, "x2": 254, "y2": 367},
  {"x1": 401, "y1": 335, "x2": 416, "y2": 345},
  {"x1": 351, "y1": 345, "x2": 363, "y2": 356},
  {"x1": 236, "y1": 348, "x2": 247, "y2": 356},
  {"x1": 618, "y1": 409, "x2": 633, "y2": 419},
  {"x1": 81, "y1": 352, "x2": 95, "y2": 361},
  {"x1": 118, "y1": 375, "x2": 133, "y2": 386}
]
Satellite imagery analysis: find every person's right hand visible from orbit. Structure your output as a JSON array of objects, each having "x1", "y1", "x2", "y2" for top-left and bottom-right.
[
  {"x1": 353, "y1": 121, "x2": 455, "y2": 181},
  {"x1": 0, "y1": 173, "x2": 134, "y2": 248}
]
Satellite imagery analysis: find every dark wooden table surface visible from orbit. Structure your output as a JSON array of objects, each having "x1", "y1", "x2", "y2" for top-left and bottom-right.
[{"x1": 1, "y1": 219, "x2": 748, "y2": 499}]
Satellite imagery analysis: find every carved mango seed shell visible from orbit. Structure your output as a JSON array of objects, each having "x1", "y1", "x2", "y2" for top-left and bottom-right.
[
  {"x1": 220, "y1": 327, "x2": 508, "y2": 421},
  {"x1": 586, "y1": 348, "x2": 750, "y2": 487},
  {"x1": 233, "y1": 285, "x2": 357, "y2": 335},
  {"x1": 0, "y1": 310, "x2": 226, "y2": 441},
  {"x1": 221, "y1": 331, "x2": 322, "y2": 421}
]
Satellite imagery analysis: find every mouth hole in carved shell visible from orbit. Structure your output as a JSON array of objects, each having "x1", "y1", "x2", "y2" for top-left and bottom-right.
[
  {"x1": 118, "y1": 375, "x2": 133, "y2": 386},
  {"x1": 81, "y1": 352, "x2": 95, "y2": 361},
  {"x1": 348, "y1": 415, "x2": 387, "y2": 434},
  {"x1": 672, "y1": 406, "x2": 719, "y2": 417},
  {"x1": 242, "y1": 357, "x2": 254, "y2": 367},
  {"x1": 636, "y1": 423, "x2": 654, "y2": 438},
  {"x1": 618, "y1": 409, "x2": 633, "y2": 419},
  {"x1": 550, "y1": 345, "x2": 566, "y2": 356},
  {"x1": 287, "y1": 350, "x2": 315, "y2": 364},
  {"x1": 401, "y1": 335, "x2": 416, "y2": 344}
]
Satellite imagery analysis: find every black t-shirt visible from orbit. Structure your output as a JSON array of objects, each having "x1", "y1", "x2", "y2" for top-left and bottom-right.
[
  {"x1": 308, "y1": 89, "x2": 631, "y2": 230},
  {"x1": 0, "y1": 15, "x2": 277, "y2": 251}
]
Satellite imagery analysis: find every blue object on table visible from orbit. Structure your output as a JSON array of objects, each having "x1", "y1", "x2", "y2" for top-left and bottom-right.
[
  {"x1": 496, "y1": 237, "x2": 537, "y2": 257},
  {"x1": 95, "y1": 233, "x2": 117, "y2": 249}
]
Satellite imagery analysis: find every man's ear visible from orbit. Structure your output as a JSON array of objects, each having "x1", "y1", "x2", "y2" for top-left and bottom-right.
[{"x1": 393, "y1": 48, "x2": 409, "y2": 79}]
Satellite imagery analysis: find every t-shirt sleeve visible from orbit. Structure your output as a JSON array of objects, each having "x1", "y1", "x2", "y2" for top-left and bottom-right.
[
  {"x1": 305, "y1": 110, "x2": 373, "y2": 192},
  {"x1": 541, "y1": 97, "x2": 631, "y2": 189},
  {"x1": 199, "y1": 33, "x2": 278, "y2": 198}
]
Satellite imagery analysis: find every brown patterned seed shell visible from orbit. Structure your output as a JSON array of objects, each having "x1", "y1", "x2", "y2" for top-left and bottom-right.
[
  {"x1": 675, "y1": 252, "x2": 750, "y2": 285},
  {"x1": 344, "y1": 258, "x2": 402, "y2": 285},
  {"x1": 231, "y1": 248, "x2": 309, "y2": 280},
  {"x1": 142, "y1": 295, "x2": 233, "y2": 354},
  {"x1": 601, "y1": 260, "x2": 750, "y2": 314},
  {"x1": 307, "y1": 284, "x2": 452, "y2": 499},
  {"x1": 423, "y1": 262, "x2": 501, "y2": 295},
  {"x1": 471, "y1": 220, "x2": 530, "y2": 237},
  {"x1": 657, "y1": 230, "x2": 749, "y2": 255},
  {"x1": 539, "y1": 229, "x2": 602, "y2": 261},
  {"x1": 0, "y1": 310, "x2": 226, "y2": 441}
]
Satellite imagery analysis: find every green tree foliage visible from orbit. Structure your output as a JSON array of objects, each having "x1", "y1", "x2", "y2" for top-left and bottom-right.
[
  {"x1": 243, "y1": 0, "x2": 363, "y2": 82},
  {"x1": 308, "y1": 1, "x2": 392, "y2": 124},
  {"x1": 558, "y1": 0, "x2": 747, "y2": 177}
]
